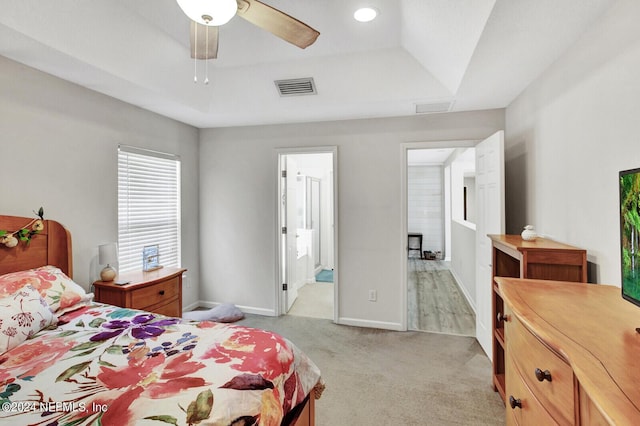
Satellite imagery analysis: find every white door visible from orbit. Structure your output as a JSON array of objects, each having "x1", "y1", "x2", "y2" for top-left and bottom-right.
[
  {"x1": 310, "y1": 178, "x2": 321, "y2": 268},
  {"x1": 475, "y1": 131, "x2": 505, "y2": 359},
  {"x1": 282, "y1": 155, "x2": 299, "y2": 312}
]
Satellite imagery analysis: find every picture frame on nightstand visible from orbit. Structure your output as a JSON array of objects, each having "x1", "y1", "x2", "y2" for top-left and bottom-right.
[{"x1": 142, "y1": 244, "x2": 162, "y2": 271}]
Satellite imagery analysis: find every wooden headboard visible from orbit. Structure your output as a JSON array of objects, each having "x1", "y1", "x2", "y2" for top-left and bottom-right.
[{"x1": 0, "y1": 215, "x2": 73, "y2": 278}]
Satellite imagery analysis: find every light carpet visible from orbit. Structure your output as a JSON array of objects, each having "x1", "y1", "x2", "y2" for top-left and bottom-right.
[
  {"x1": 288, "y1": 282, "x2": 333, "y2": 319},
  {"x1": 237, "y1": 314, "x2": 504, "y2": 426}
]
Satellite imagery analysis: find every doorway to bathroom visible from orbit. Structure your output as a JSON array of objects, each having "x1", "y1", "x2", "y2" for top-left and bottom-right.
[{"x1": 277, "y1": 148, "x2": 337, "y2": 321}]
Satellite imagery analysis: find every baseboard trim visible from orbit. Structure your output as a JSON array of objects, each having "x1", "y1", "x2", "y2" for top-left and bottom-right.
[
  {"x1": 338, "y1": 317, "x2": 403, "y2": 331},
  {"x1": 183, "y1": 301, "x2": 201, "y2": 312},
  {"x1": 240, "y1": 306, "x2": 276, "y2": 316},
  {"x1": 449, "y1": 269, "x2": 476, "y2": 313},
  {"x1": 190, "y1": 300, "x2": 276, "y2": 317}
]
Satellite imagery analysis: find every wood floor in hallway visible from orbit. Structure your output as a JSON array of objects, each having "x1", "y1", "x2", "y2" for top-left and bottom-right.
[{"x1": 408, "y1": 257, "x2": 475, "y2": 336}]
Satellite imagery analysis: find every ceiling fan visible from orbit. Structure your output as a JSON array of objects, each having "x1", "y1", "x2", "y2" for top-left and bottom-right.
[{"x1": 176, "y1": 0, "x2": 320, "y2": 60}]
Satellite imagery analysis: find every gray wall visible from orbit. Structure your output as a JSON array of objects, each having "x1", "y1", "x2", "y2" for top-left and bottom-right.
[
  {"x1": 505, "y1": 0, "x2": 640, "y2": 286},
  {"x1": 199, "y1": 110, "x2": 504, "y2": 329},
  {"x1": 0, "y1": 56, "x2": 201, "y2": 308}
]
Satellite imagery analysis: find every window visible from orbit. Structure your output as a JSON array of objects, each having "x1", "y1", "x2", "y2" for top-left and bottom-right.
[{"x1": 118, "y1": 145, "x2": 181, "y2": 273}]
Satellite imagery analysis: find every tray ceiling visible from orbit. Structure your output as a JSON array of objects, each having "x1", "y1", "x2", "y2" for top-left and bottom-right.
[{"x1": 0, "y1": 0, "x2": 614, "y2": 128}]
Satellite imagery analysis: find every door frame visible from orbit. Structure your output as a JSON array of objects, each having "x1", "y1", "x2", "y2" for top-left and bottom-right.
[
  {"x1": 275, "y1": 146, "x2": 339, "y2": 321},
  {"x1": 400, "y1": 140, "x2": 477, "y2": 331}
]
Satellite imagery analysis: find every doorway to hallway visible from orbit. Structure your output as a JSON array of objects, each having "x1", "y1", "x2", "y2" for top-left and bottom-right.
[
  {"x1": 401, "y1": 131, "x2": 505, "y2": 358},
  {"x1": 405, "y1": 146, "x2": 476, "y2": 336}
]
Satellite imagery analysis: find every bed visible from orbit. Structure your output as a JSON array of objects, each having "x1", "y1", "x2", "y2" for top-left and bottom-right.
[{"x1": 0, "y1": 215, "x2": 323, "y2": 425}]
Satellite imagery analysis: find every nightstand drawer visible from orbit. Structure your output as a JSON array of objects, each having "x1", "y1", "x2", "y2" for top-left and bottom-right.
[
  {"x1": 151, "y1": 301, "x2": 181, "y2": 318},
  {"x1": 130, "y1": 276, "x2": 179, "y2": 309}
]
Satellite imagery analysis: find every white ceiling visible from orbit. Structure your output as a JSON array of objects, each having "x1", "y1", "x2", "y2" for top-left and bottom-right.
[{"x1": 0, "y1": 0, "x2": 614, "y2": 128}]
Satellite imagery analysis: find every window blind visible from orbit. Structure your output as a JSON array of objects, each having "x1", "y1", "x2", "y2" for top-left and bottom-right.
[{"x1": 118, "y1": 145, "x2": 181, "y2": 273}]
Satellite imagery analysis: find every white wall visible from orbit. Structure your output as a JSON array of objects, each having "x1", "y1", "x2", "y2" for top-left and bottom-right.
[
  {"x1": 450, "y1": 220, "x2": 476, "y2": 309},
  {"x1": 505, "y1": 0, "x2": 640, "y2": 286},
  {"x1": 199, "y1": 110, "x2": 504, "y2": 329},
  {"x1": 442, "y1": 148, "x2": 478, "y2": 309},
  {"x1": 0, "y1": 56, "x2": 201, "y2": 308},
  {"x1": 407, "y1": 165, "x2": 443, "y2": 255}
]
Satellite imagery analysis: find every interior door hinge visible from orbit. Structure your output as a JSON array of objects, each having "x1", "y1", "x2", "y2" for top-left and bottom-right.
[
  {"x1": 282, "y1": 226, "x2": 287, "y2": 234},
  {"x1": 282, "y1": 283, "x2": 288, "y2": 291},
  {"x1": 282, "y1": 170, "x2": 287, "y2": 178}
]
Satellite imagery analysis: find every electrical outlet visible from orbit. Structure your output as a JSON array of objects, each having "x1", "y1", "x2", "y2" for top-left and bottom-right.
[
  {"x1": 368, "y1": 289, "x2": 377, "y2": 302},
  {"x1": 183, "y1": 273, "x2": 190, "y2": 288}
]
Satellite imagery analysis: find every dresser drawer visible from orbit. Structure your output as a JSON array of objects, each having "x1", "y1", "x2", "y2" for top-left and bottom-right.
[
  {"x1": 506, "y1": 353, "x2": 559, "y2": 426},
  {"x1": 505, "y1": 308, "x2": 574, "y2": 425},
  {"x1": 130, "y1": 277, "x2": 179, "y2": 309}
]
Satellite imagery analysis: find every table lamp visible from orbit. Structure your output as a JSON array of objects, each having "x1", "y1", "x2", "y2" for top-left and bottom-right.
[{"x1": 98, "y1": 243, "x2": 118, "y2": 281}]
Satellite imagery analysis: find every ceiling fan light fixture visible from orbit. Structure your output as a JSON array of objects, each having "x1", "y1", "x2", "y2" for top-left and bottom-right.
[
  {"x1": 176, "y1": 0, "x2": 238, "y2": 26},
  {"x1": 354, "y1": 7, "x2": 378, "y2": 23}
]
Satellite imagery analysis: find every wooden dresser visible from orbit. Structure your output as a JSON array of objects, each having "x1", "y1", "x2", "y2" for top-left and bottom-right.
[
  {"x1": 93, "y1": 266, "x2": 186, "y2": 317},
  {"x1": 497, "y1": 277, "x2": 640, "y2": 425},
  {"x1": 488, "y1": 235, "x2": 587, "y2": 401}
]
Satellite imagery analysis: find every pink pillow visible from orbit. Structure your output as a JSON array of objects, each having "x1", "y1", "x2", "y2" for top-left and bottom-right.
[
  {"x1": 0, "y1": 266, "x2": 93, "y2": 315},
  {"x1": 0, "y1": 284, "x2": 58, "y2": 354}
]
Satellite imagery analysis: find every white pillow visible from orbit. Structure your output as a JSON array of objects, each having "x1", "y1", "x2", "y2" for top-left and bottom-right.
[{"x1": 0, "y1": 285, "x2": 58, "y2": 354}]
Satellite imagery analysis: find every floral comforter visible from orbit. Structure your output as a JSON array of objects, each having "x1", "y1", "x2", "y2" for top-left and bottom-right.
[{"x1": 0, "y1": 304, "x2": 322, "y2": 425}]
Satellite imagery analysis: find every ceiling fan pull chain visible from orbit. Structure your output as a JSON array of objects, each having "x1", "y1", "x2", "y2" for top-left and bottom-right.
[
  {"x1": 193, "y1": 21, "x2": 198, "y2": 83},
  {"x1": 204, "y1": 24, "x2": 210, "y2": 85}
]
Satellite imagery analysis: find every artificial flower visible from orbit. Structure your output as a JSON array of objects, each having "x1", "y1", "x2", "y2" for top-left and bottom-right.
[
  {"x1": 3, "y1": 235, "x2": 18, "y2": 248},
  {"x1": 0, "y1": 207, "x2": 44, "y2": 248}
]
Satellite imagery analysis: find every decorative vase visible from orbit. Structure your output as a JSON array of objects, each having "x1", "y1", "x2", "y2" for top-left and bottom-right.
[
  {"x1": 100, "y1": 264, "x2": 117, "y2": 281},
  {"x1": 521, "y1": 225, "x2": 537, "y2": 241}
]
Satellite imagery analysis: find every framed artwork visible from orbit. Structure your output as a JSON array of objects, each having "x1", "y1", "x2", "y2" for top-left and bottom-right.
[{"x1": 142, "y1": 244, "x2": 161, "y2": 271}]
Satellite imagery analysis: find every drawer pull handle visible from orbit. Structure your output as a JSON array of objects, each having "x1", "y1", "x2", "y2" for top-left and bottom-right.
[
  {"x1": 534, "y1": 368, "x2": 552, "y2": 382},
  {"x1": 497, "y1": 312, "x2": 509, "y2": 323},
  {"x1": 509, "y1": 396, "x2": 522, "y2": 409},
  {"x1": 159, "y1": 290, "x2": 165, "y2": 296}
]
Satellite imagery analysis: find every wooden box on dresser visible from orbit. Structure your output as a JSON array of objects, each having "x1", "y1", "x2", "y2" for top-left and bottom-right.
[
  {"x1": 488, "y1": 235, "x2": 587, "y2": 402},
  {"x1": 497, "y1": 277, "x2": 640, "y2": 425},
  {"x1": 93, "y1": 266, "x2": 186, "y2": 317}
]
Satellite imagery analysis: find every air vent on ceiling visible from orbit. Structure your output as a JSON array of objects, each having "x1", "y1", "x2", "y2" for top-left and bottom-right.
[
  {"x1": 415, "y1": 100, "x2": 455, "y2": 114},
  {"x1": 275, "y1": 77, "x2": 317, "y2": 97}
]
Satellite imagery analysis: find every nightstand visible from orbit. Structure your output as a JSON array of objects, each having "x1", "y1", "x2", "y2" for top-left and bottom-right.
[{"x1": 93, "y1": 266, "x2": 186, "y2": 317}]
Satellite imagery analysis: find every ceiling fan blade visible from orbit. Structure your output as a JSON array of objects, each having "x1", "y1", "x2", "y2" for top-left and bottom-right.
[
  {"x1": 236, "y1": 0, "x2": 319, "y2": 49},
  {"x1": 190, "y1": 21, "x2": 219, "y2": 59}
]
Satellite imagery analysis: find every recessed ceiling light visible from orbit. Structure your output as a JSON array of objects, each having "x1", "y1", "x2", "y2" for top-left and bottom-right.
[{"x1": 354, "y1": 7, "x2": 378, "y2": 23}]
